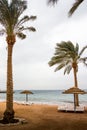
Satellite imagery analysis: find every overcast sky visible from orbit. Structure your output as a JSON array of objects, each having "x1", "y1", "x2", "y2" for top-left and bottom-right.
[{"x1": 0, "y1": 0, "x2": 87, "y2": 90}]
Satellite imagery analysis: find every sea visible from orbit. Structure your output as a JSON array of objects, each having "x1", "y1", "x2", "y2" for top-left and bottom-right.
[{"x1": 0, "y1": 90, "x2": 87, "y2": 105}]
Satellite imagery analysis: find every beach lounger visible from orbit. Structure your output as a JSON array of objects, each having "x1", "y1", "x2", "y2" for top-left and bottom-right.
[
  {"x1": 58, "y1": 105, "x2": 67, "y2": 111},
  {"x1": 58, "y1": 104, "x2": 85, "y2": 112},
  {"x1": 14, "y1": 101, "x2": 33, "y2": 105}
]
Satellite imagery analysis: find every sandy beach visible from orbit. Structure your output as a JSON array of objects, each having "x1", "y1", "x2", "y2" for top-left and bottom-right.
[{"x1": 0, "y1": 102, "x2": 87, "y2": 130}]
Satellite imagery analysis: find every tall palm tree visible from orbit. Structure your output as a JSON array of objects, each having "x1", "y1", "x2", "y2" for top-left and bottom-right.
[
  {"x1": 48, "y1": 0, "x2": 84, "y2": 16},
  {"x1": 0, "y1": 0, "x2": 36, "y2": 123},
  {"x1": 48, "y1": 41, "x2": 87, "y2": 106}
]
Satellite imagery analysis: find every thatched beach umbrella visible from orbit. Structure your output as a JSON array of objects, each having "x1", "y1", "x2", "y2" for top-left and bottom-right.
[
  {"x1": 20, "y1": 90, "x2": 33, "y2": 102},
  {"x1": 63, "y1": 87, "x2": 86, "y2": 94},
  {"x1": 63, "y1": 87, "x2": 86, "y2": 111}
]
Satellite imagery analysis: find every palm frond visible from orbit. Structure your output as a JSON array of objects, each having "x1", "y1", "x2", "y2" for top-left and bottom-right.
[
  {"x1": 17, "y1": 16, "x2": 30, "y2": 26},
  {"x1": 75, "y1": 43, "x2": 79, "y2": 54},
  {"x1": 17, "y1": 26, "x2": 24, "y2": 31},
  {"x1": 83, "y1": 62, "x2": 87, "y2": 67},
  {"x1": 9, "y1": 0, "x2": 27, "y2": 29},
  {"x1": 0, "y1": 29, "x2": 6, "y2": 35},
  {"x1": 49, "y1": 56, "x2": 64, "y2": 65},
  {"x1": 28, "y1": 27, "x2": 36, "y2": 32},
  {"x1": 64, "y1": 65, "x2": 72, "y2": 75},
  {"x1": 17, "y1": 26, "x2": 36, "y2": 32},
  {"x1": 68, "y1": 0, "x2": 84, "y2": 17},
  {"x1": 0, "y1": 0, "x2": 10, "y2": 28},
  {"x1": 79, "y1": 57, "x2": 87, "y2": 63},
  {"x1": 55, "y1": 63, "x2": 65, "y2": 72},
  {"x1": 29, "y1": 16, "x2": 37, "y2": 21},
  {"x1": 48, "y1": 60, "x2": 55, "y2": 66},
  {"x1": 48, "y1": 56, "x2": 64, "y2": 66},
  {"x1": 80, "y1": 57, "x2": 87, "y2": 67},
  {"x1": 79, "y1": 45, "x2": 87, "y2": 56},
  {"x1": 56, "y1": 41, "x2": 78, "y2": 60},
  {"x1": 17, "y1": 15, "x2": 36, "y2": 27},
  {"x1": 47, "y1": 0, "x2": 84, "y2": 16},
  {"x1": 48, "y1": 0, "x2": 58, "y2": 5},
  {"x1": 56, "y1": 41, "x2": 75, "y2": 52},
  {"x1": 16, "y1": 32, "x2": 26, "y2": 39},
  {"x1": 18, "y1": 26, "x2": 36, "y2": 32},
  {"x1": 10, "y1": 0, "x2": 27, "y2": 17}
]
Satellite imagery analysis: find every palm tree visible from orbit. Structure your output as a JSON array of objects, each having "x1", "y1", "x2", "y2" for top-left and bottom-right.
[
  {"x1": 0, "y1": 0, "x2": 36, "y2": 123},
  {"x1": 48, "y1": 41, "x2": 87, "y2": 106},
  {"x1": 48, "y1": 0, "x2": 84, "y2": 16}
]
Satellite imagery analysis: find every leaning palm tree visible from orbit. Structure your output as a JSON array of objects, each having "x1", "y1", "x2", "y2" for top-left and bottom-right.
[
  {"x1": 48, "y1": 41, "x2": 87, "y2": 106},
  {"x1": 0, "y1": 0, "x2": 36, "y2": 123},
  {"x1": 48, "y1": 0, "x2": 84, "y2": 16}
]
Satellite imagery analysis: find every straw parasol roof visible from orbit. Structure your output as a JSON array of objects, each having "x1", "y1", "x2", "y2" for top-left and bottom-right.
[
  {"x1": 20, "y1": 90, "x2": 33, "y2": 102},
  {"x1": 20, "y1": 90, "x2": 33, "y2": 94},
  {"x1": 63, "y1": 87, "x2": 86, "y2": 94},
  {"x1": 62, "y1": 87, "x2": 86, "y2": 112}
]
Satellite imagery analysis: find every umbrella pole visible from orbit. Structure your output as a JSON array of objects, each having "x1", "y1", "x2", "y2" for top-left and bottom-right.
[
  {"x1": 26, "y1": 94, "x2": 28, "y2": 102},
  {"x1": 74, "y1": 94, "x2": 76, "y2": 112}
]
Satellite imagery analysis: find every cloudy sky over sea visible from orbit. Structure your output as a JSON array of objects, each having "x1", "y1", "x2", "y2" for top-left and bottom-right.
[{"x1": 0, "y1": 0, "x2": 87, "y2": 90}]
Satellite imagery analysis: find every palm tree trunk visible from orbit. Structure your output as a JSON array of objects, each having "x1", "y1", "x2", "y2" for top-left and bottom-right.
[
  {"x1": 3, "y1": 44, "x2": 14, "y2": 123},
  {"x1": 73, "y1": 66, "x2": 79, "y2": 106}
]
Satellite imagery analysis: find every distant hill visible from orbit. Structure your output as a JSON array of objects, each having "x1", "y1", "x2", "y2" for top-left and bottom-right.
[
  {"x1": 0, "y1": 90, "x2": 6, "y2": 93},
  {"x1": 0, "y1": 90, "x2": 15, "y2": 93}
]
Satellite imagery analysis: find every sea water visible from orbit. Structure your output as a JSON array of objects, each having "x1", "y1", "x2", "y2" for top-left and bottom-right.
[{"x1": 0, "y1": 90, "x2": 87, "y2": 105}]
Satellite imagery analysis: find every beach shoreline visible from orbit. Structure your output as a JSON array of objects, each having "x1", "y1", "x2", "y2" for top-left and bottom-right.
[
  {"x1": 1, "y1": 90, "x2": 87, "y2": 106},
  {"x1": 0, "y1": 102, "x2": 87, "y2": 130}
]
